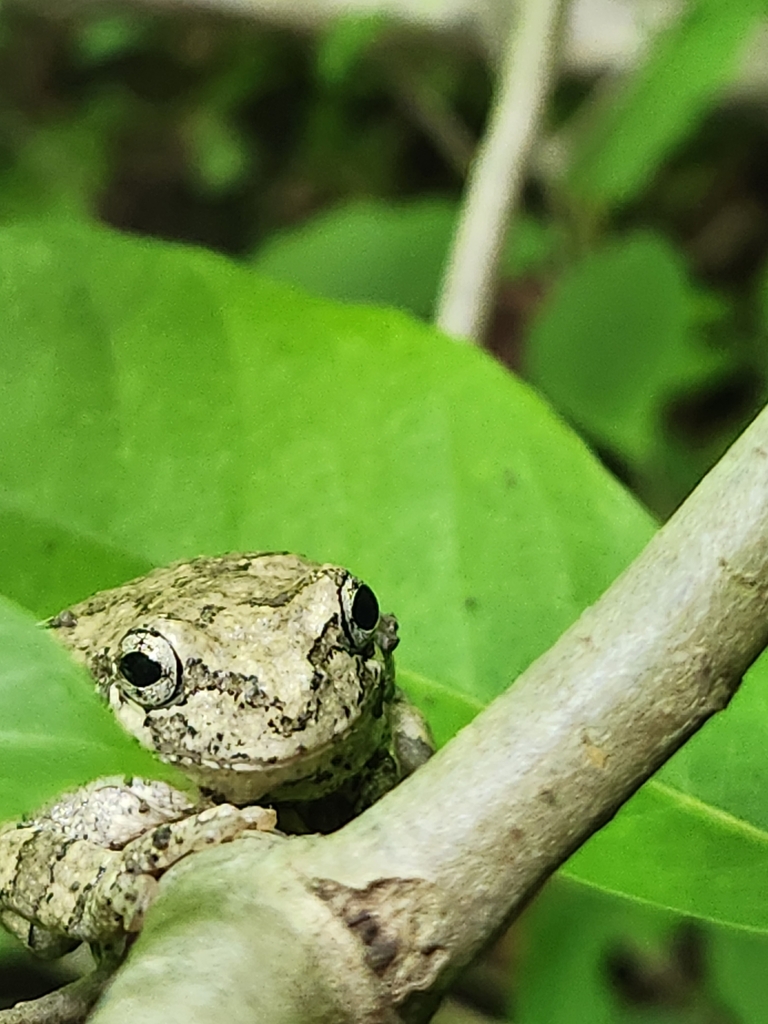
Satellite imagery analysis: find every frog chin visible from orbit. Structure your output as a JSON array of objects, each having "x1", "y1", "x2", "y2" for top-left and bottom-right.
[
  {"x1": 108, "y1": 683, "x2": 391, "y2": 806},
  {"x1": 166, "y1": 716, "x2": 390, "y2": 806}
]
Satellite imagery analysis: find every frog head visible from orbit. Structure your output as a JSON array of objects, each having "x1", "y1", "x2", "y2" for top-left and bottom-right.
[{"x1": 49, "y1": 553, "x2": 398, "y2": 805}]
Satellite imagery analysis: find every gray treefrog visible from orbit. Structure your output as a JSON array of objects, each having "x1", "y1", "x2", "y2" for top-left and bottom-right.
[{"x1": 0, "y1": 553, "x2": 434, "y2": 959}]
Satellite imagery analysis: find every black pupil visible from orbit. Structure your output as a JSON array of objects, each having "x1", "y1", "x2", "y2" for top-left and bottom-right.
[
  {"x1": 119, "y1": 651, "x2": 163, "y2": 688},
  {"x1": 351, "y1": 585, "x2": 379, "y2": 631}
]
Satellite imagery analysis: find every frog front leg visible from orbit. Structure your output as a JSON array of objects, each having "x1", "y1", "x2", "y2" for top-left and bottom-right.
[
  {"x1": 0, "y1": 777, "x2": 276, "y2": 959},
  {"x1": 349, "y1": 691, "x2": 436, "y2": 816},
  {"x1": 390, "y1": 689, "x2": 435, "y2": 777}
]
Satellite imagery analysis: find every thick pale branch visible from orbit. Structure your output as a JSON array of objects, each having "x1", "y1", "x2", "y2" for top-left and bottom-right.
[{"x1": 87, "y1": 403, "x2": 768, "y2": 1024}]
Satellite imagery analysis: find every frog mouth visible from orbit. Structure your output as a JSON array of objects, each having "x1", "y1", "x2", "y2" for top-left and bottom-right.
[{"x1": 161, "y1": 716, "x2": 387, "y2": 805}]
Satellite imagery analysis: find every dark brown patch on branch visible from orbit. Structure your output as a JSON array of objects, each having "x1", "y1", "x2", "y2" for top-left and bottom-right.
[{"x1": 311, "y1": 877, "x2": 450, "y2": 1003}]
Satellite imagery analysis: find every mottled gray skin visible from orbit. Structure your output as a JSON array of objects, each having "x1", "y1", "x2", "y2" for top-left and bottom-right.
[
  {"x1": 49, "y1": 552, "x2": 431, "y2": 807},
  {"x1": 0, "y1": 779, "x2": 276, "y2": 960},
  {"x1": 0, "y1": 553, "x2": 433, "y2": 959}
]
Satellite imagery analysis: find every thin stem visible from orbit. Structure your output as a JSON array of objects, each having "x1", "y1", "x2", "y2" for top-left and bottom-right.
[
  {"x1": 385, "y1": 63, "x2": 475, "y2": 178},
  {"x1": 0, "y1": 968, "x2": 110, "y2": 1024},
  {"x1": 436, "y1": 0, "x2": 566, "y2": 341}
]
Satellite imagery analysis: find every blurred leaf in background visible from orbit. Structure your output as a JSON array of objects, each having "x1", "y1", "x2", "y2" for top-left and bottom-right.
[
  {"x1": 315, "y1": 12, "x2": 388, "y2": 88},
  {"x1": 564, "y1": 0, "x2": 768, "y2": 210},
  {"x1": 252, "y1": 197, "x2": 560, "y2": 318},
  {"x1": 75, "y1": 12, "x2": 150, "y2": 64},
  {"x1": 523, "y1": 232, "x2": 727, "y2": 465}
]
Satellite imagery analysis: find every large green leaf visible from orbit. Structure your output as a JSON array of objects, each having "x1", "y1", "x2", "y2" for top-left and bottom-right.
[
  {"x1": 3, "y1": 220, "x2": 768, "y2": 932},
  {"x1": 0, "y1": 220, "x2": 647, "y2": 704},
  {"x1": 0, "y1": 595, "x2": 184, "y2": 821},
  {"x1": 0, "y1": 218, "x2": 646, "y2": 819}
]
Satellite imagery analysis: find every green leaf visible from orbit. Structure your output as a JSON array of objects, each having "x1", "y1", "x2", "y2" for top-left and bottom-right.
[
  {"x1": 565, "y1": 776, "x2": 768, "y2": 931},
  {"x1": 524, "y1": 232, "x2": 725, "y2": 463},
  {"x1": 518, "y1": 879, "x2": 686, "y2": 1024},
  {"x1": 567, "y1": 0, "x2": 766, "y2": 207},
  {"x1": 397, "y1": 668, "x2": 481, "y2": 749},
  {"x1": 0, "y1": 507, "x2": 151, "y2": 619},
  {"x1": 185, "y1": 112, "x2": 251, "y2": 195},
  {"x1": 0, "y1": 220, "x2": 650, "y2": 706},
  {"x1": 0, "y1": 100, "x2": 123, "y2": 225},
  {"x1": 0, "y1": 218, "x2": 649, "y2": 807},
  {"x1": 519, "y1": 878, "x2": 767, "y2": 1024},
  {"x1": 315, "y1": 13, "x2": 387, "y2": 88},
  {"x1": 75, "y1": 13, "x2": 148, "y2": 66},
  {"x1": 564, "y1": 648, "x2": 768, "y2": 932},
  {"x1": 5, "y1": 221, "x2": 768, "y2": 932},
  {"x1": 252, "y1": 198, "x2": 559, "y2": 319},
  {"x1": 0, "y1": 595, "x2": 185, "y2": 821}
]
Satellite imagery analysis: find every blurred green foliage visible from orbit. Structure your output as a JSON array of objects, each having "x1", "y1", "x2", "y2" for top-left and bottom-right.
[
  {"x1": 2, "y1": 1, "x2": 768, "y2": 1020},
  {"x1": 252, "y1": 198, "x2": 560, "y2": 317},
  {"x1": 524, "y1": 232, "x2": 726, "y2": 464},
  {"x1": 564, "y1": 0, "x2": 767, "y2": 208}
]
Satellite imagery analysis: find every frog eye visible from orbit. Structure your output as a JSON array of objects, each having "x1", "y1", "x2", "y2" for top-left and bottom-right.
[
  {"x1": 340, "y1": 579, "x2": 380, "y2": 650},
  {"x1": 115, "y1": 629, "x2": 181, "y2": 708}
]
